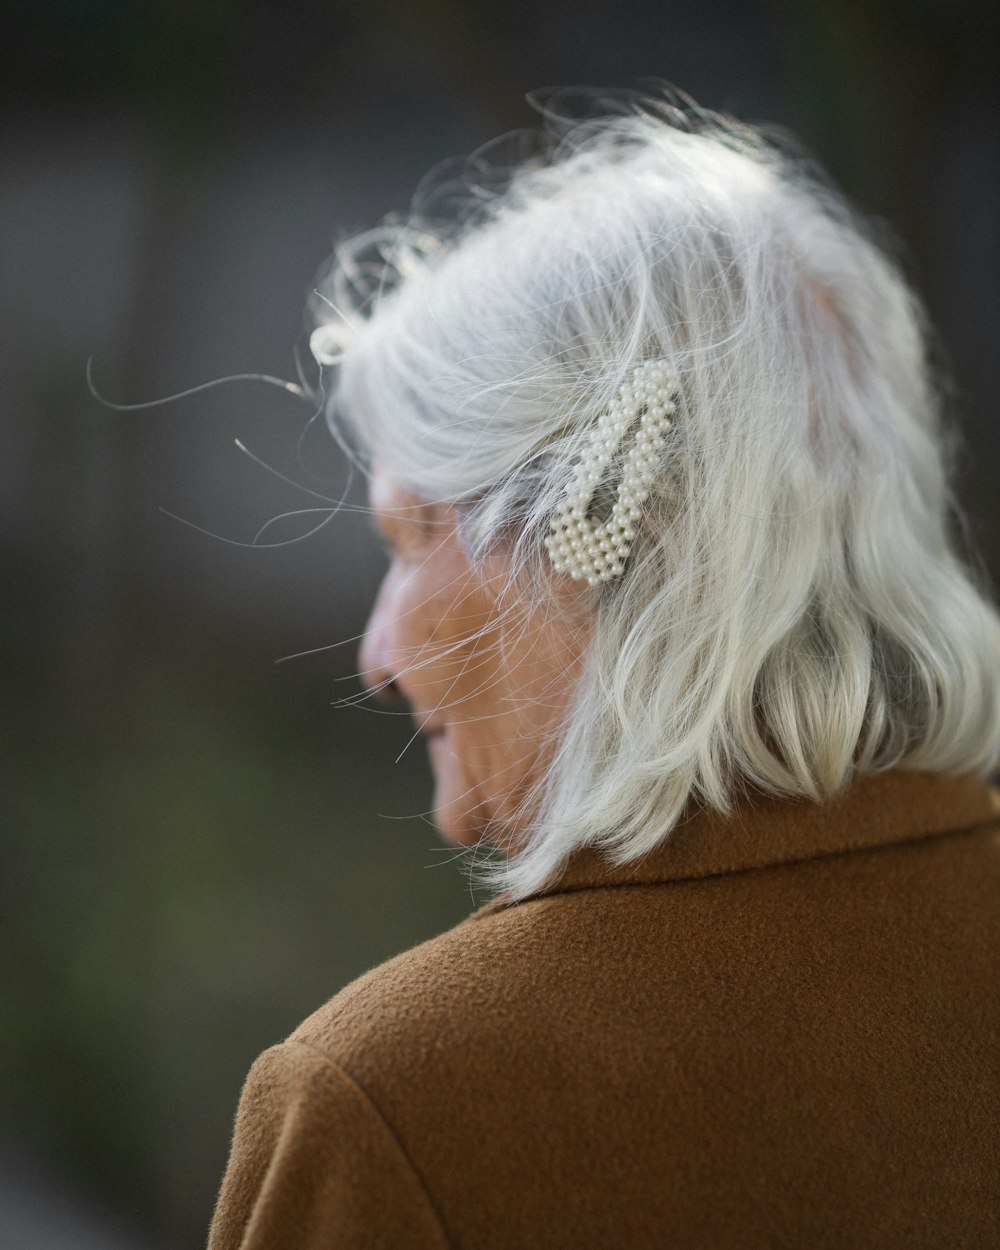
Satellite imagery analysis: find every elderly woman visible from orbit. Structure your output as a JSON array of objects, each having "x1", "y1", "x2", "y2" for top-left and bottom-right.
[{"x1": 208, "y1": 93, "x2": 1000, "y2": 1249}]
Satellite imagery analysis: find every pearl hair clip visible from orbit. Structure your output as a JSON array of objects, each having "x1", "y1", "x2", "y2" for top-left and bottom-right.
[{"x1": 544, "y1": 360, "x2": 678, "y2": 585}]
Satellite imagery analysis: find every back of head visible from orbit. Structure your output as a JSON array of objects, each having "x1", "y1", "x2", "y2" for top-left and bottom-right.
[{"x1": 311, "y1": 89, "x2": 1000, "y2": 897}]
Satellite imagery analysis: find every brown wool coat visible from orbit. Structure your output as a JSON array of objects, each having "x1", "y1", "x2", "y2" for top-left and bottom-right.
[{"x1": 208, "y1": 771, "x2": 1000, "y2": 1249}]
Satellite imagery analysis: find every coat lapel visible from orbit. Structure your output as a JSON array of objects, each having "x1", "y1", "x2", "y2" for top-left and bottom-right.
[{"x1": 475, "y1": 770, "x2": 1000, "y2": 916}]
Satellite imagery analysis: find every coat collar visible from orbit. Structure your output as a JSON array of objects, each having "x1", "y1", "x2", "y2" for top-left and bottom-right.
[{"x1": 475, "y1": 770, "x2": 1000, "y2": 916}]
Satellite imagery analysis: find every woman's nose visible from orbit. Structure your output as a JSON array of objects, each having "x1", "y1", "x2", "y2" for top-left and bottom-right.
[{"x1": 359, "y1": 588, "x2": 405, "y2": 704}]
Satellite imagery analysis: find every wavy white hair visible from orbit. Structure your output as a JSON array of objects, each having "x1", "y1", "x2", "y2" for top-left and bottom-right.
[{"x1": 310, "y1": 90, "x2": 1000, "y2": 898}]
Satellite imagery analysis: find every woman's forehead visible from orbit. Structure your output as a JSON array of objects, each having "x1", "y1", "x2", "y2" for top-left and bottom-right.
[
  {"x1": 369, "y1": 470, "x2": 452, "y2": 540},
  {"x1": 370, "y1": 470, "x2": 426, "y2": 518}
]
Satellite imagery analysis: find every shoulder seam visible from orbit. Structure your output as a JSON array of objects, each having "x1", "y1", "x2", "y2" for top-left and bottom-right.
[{"x1": 281, "y1": 1037, "x2": 456, "y2": 1250}]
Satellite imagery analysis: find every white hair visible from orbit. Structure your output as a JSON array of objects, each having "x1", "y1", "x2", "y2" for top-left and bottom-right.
[{"x1": 311, "y1": 90, "x2": 1000, "y2": 898}]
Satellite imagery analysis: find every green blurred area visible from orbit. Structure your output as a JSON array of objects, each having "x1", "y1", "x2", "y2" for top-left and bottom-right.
[
  {"x1": 4, "y1": 658, "x2": 474, "y2": 1239},
  {"x1": 2, "y1": 0, "x2": 997, "y2": 1245}
]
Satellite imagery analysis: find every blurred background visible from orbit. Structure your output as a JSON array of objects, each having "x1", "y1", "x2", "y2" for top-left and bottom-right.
[{"x1": 1, "y1": 0, "x2": 997, "y2": 1245}]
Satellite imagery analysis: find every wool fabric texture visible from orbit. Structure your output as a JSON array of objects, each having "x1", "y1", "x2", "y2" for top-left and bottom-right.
[{"x1": 208, "y1": 770, "x2": 1000, "y2": 1249}]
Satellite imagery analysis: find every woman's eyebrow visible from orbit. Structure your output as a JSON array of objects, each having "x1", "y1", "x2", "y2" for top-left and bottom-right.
[
  {"x1": 369, "y1": 507, "x2": 421, "y2": 550},
  {"x1": 367, "y1": 511, "x2": 403, "y2": 559}
]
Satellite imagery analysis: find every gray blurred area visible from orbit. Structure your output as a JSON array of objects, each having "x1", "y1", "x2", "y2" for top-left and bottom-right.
[{"x1": 1, "y1": 1, "x2": 997, "y2": 1245}]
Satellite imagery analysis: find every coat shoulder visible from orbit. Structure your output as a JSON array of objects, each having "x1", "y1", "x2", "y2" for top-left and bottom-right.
[{"x1": 288, "y1": 899, "x2": 553, "y2": 1083}]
